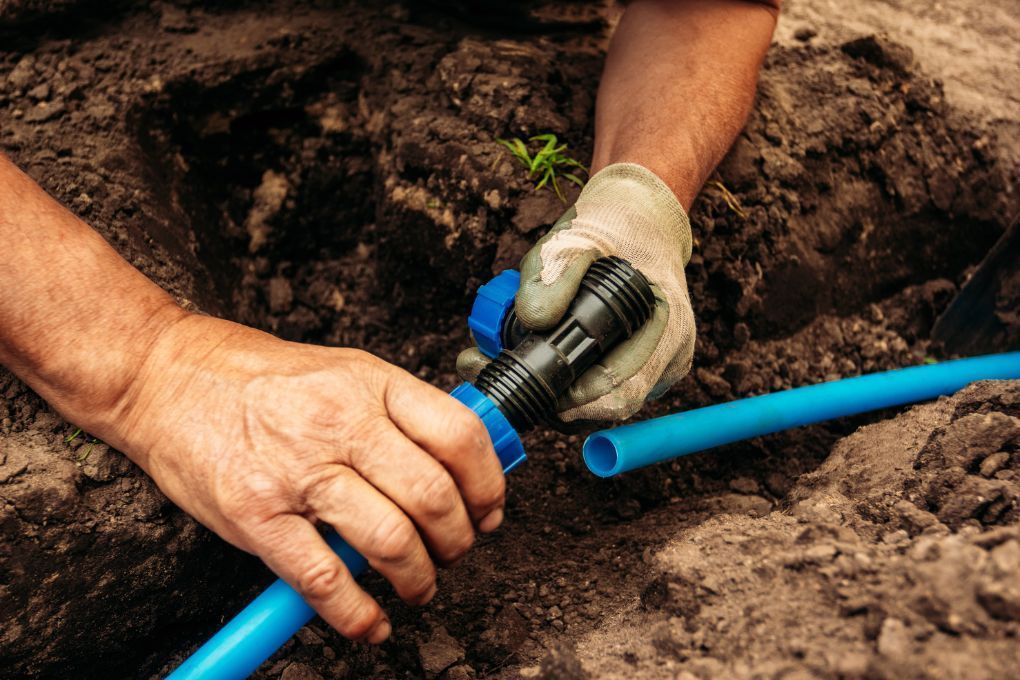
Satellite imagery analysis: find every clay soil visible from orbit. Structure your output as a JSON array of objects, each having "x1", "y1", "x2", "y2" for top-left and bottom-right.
[{"x1": 1, "y1": 1, "x2": 1019, "y2": 679}]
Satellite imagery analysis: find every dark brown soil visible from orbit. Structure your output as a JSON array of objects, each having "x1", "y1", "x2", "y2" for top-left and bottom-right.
[{"x1": 0, "y1": 2, "x2": 1017, "y2": 679}]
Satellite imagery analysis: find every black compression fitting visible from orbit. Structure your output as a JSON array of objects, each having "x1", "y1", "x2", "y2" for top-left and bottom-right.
[{"x1": 474, "y1": 256, "x2": 655, "y2": 431}]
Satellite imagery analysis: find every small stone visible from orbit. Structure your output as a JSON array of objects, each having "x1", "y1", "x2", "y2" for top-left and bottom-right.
[
  {"x1": 246, "y1": 170, "x2": 289, "y2": 252},
  {"x1": 295, "y1": 626, "x2": 323, "y2": 646},
  {"x1": 23, "y1": 100, "x2": 66, "y2": 123},
  {"x1": 794, "y1": 26, "x2": 817, "y2": 42},
  {"x1": 483, "y1": 189, "x2": 501, "y2": 210},
  {"x1": 538, "y1": 643, "x2": 588, "y2": 680},
  {"x1": 27, "y1": 83, "x2": 50, "y2": 101},
  {"x1": 280, "y1": 662, "x2": 323, "y2": 680},
  {"x1": 418, "y1": 626, "x2": 465, "y2": 677},
  {"x1": 159, "y1": 4, "x2": 198, "y2": 33},
  {"x1": 876, "y1": 618, "x2": 911, "y2": 661},
  {"x1": 695, "y1": 368, "x2": 731, "y2": 399},
  {"x1": 728, "y1": 477, "x2": 760, "y2": 495},
  {"x1": 882, "y1": 529, "x2": 910, "y2": 545},
  {"x1": 325, "y1": 287, "x2": 346, "y2": 312},
  {"x1": 732, "y1": 322, "x2": 751, "y2": 348},
  {"x1": 980, "y1": 452, "x2": 1010, "y2": 478},
  {"x1": 5, "y1": 56, "x2": 35, "y2": 91},
  {"x1": 803, "y1": 543, "x2": 838, "y2": 563},
  {"x1": 268, "y1": 277, "x2": 294, "y2": 314},
  {"x1": 80, "y1": 443, "x2": 131, "y2": 482},
  {"x1": 764, "y1": 472, "x2": 792, "y2": 497},
  {"x1": 444, "y1": 665, "x2": 475, "y2": 680}
]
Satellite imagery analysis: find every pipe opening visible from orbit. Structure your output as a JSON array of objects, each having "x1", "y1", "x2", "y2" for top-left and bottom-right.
[{"x1": 583, "y1": 435, "x2": 620, "y2": 478}]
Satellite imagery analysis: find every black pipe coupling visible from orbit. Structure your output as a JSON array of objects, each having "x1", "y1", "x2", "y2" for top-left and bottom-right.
[{"x1": 474, "y1": 256, "x2": 655, "y2": 431}]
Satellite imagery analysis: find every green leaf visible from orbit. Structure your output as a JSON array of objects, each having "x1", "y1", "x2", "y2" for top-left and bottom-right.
[{"x1": 563, "y1": 172, "x2": 585, "y2": 188}]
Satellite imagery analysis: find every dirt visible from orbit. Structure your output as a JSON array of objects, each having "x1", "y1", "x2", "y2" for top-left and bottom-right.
[{"x1": 0, "y1": 1, "x2": 1018, "y2": 679}]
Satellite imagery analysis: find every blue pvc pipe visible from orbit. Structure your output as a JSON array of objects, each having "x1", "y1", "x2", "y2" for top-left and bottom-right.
[
  {"x1": 584, "y1": 352, "x2": 1020, "y2": 478},
  {"x1": 167, "y1": 534, "x2": 368, "y2": 680}
]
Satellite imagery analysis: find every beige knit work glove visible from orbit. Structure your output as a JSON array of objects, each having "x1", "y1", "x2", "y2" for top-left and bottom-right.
[{"x1": 459, "y1": 163, "x2": 696, "y2": 422}]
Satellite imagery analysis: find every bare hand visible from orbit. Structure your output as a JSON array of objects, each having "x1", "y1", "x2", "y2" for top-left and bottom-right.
[{"x1": 109, "y1": 314, "x2": 505, "y2": 643}]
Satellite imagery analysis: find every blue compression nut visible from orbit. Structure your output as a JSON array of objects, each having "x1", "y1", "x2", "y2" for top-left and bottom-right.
[
  {"x1": 467, "y1": 269, "x2": 520, "y2": 358},
  {"x1": 451, "y1": 382, "x2": 527, "y2": 472}
]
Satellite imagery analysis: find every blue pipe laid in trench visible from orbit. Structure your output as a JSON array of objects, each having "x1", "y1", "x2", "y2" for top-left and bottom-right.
[{"x1": 583, "y1": 351, "x2": 1020, "y2": 478}]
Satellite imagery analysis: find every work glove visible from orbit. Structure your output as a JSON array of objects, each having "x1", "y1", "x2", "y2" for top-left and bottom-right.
[{"x1": 458, "y1": 162, "x2": 696, "y2": 422}]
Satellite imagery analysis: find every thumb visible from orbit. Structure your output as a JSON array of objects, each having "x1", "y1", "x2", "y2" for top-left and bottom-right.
[
  {"x1": 516, "y1": 250, "x2": 598, "y2": 331},
  {"x1": 456, "y1": 347, "x2": 492, "y2": 383},
  {"x1": 514, "y1": 205, "x2": 600, "y2": 331}
]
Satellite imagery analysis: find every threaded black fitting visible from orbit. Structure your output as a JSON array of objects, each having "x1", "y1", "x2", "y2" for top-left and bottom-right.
[{"x1": 474, "y1": 256, "x2": 655, "y2": 431}]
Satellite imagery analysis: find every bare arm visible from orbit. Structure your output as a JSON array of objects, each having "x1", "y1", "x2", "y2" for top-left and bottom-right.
[
  {"x1": 0, "y1": 155, "x2": 183, "y2": 432},
  {"x1": 0, "y1": 153, "x2": 505, "y2": 643},
  {"x1": 594, "y1": 0, "x2": 780, "y2": 208}
]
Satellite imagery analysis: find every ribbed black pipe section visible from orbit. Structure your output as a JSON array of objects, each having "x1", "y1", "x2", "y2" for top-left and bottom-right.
[{"x1": 475, "y1": 256, "x2": 656, "y2": 432}]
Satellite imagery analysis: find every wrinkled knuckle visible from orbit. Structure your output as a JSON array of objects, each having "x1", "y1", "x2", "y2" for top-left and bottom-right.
[
  {"x1": 416, "y1": 471, "x2": 461, "y2": 520},
  {"x1": 449, "y1": 409, "x2": 488, "y2": 451},
  {"x1": 372, "y1": 514, "x2": 419, "y2": 564},
  {"x1": 220, "y1": 474, "x2": 281, "y2": 523},
  {"x1": 296, "y1": 559, "x2": 347, "y2": 602}
]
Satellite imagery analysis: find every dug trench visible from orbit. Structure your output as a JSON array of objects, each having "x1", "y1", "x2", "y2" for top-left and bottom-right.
[{"x1": 0, "y1": 2, "x2": 1018, "y2": 679}]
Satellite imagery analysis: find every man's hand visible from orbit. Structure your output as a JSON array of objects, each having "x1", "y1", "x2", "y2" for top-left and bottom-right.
[
  {"x1": 113, "y1": 314, "x2": 506, "y2": 643},
  {"x1": 459, "y1": 163, "x2": 696, "y2": 423},
  {"x1": 0, "y1": 153, "x2": 504, "y2": 644},
  {"x1": 460, "y1": 0, "x2": 779, "y2": 421}
]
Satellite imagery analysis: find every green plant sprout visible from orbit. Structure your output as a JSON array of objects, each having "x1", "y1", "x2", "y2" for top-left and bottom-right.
[
  {"x1": 497, "y1": 133, "x2": 588, "y2": 202},
  {"x1": 78, "y1": 439, "x2": 98, "y2": 463}
]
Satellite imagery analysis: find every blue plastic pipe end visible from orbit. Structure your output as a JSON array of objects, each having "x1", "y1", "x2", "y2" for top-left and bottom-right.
[
  {"x1": 467, "y1": 269, "x2": 520, "y2": 358},
  {"x1": 584, "y1": 352, "x2": 1020, "y2": 478}
]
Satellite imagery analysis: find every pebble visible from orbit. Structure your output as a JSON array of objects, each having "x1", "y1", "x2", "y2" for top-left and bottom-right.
[
  {"x1": 5, "y1": 56, "x2": 35, "y2": 92},
  {"x1": 417, "y1": 626, "x2": 465, "y2": 677},
  {"x1": 268, "y1": 277, "x2": 294, "y2": 314},
  {"x1": 979, "y1": 452, "x2": 1009, "y2": 478},
  {"x1": 23, "y1": 100, "x2": 65, "y2": 123},
  {"x1": 295, "y1": 626, "x2": 323, "y2": 646},
  {"x1": 877, "y1": 618, "x2": 912, "y2": 661},
  {"x1": 280, "y1": 662, "x2": 323, "y2": 680},
  {"x1": 729, "y1": 477, "x2": 760, "y2": 495},
  {"x1": 27, "y1": 83, "x2": 50, "y2": 101}
]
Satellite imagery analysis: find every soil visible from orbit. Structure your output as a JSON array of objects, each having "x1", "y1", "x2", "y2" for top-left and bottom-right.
[{"x1": 0, "y1": 1, "x2": 1018, "y2": 679}]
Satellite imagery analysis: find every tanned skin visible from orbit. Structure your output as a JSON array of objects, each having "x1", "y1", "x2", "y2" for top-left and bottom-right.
[{"x1": 0, "y1": 0, "x2": 778, "y2": 643}]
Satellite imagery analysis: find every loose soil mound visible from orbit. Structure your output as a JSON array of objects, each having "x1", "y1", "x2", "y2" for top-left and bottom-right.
[{"x1": 0, "y1": 2, "x2": 1017, "y2": 678}]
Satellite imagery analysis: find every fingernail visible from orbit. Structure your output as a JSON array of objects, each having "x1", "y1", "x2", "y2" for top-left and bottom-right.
[
  {"x1": 478, "y1": 507, "x2": 504, "y2": 533},
  {"x1": 368, "y1": 618, "x2": 391, "y2": 644}
]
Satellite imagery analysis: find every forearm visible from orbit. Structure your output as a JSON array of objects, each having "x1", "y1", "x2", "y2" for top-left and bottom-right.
[
  {"x1": 593, "y1": 0, "x2": 780, "y2": 208},
  {"x1": 0, "y1": 153, "x2": 185, "y2": 436}
]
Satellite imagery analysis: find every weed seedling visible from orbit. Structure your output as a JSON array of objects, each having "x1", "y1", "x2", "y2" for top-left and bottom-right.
[{"x1": 497, "y1": 133, "x2": 587, "y2": 202}]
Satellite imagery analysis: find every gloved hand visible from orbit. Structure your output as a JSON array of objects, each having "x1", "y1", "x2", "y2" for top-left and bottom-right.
[{"x1": 459, "y1": 162, "x2": 696, "y2": 422}]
